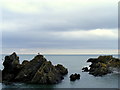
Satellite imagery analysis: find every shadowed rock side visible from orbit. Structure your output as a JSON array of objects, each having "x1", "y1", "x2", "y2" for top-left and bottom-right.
[
  {"x1": 82, "y1": 55, "x2": 120, "y2": 76},
  {"x1": 2, "y1": 52, "x2": 68, "y2": 84}
]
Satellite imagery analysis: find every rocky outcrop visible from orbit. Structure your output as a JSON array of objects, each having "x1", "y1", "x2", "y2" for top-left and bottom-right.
[
  {"x1": 2, "y1": 52, "x2": 68, "y2": 84},
  {"x1": 70, "y1": 73, "x2": 80, "y2": 81},
  {"x1": 83, "y1": 55, "x2": 120, "y2": 76},
  {"x1": 2, "y1": 52, "x2": 21, "y2": 82}
]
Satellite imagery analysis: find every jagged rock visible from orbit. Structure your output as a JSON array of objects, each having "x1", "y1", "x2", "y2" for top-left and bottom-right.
[
  {"x1": 22, "y1": 60, "x2": 29, "y2": 66},
  {"x1": 3, "y1": 52, "x2": 20, "y2": 71},
  {"x1": 2, "y1": 52, "x2": 21, "y2": 82},
  {"x1": 31, "y1": 61, "x2": 64, "y2": 84},
  {"x1": 87, "y1": 58, "x2": 98, "y2": 63},
  {"x1": 2, "y1": 53, "x2": 68, "y2": 84},
  {"x1": 85, "y1": 55, "x2": 120, "y2": 76},
  {"x1": 14, "y1": 55, "x2": 47, "y2": 82},
  {"x1": 55, "y1": 64, "x2": 68, "y2": 75},
  {"x1": 82, "y1": 67, "x2": 89, "y2": 72},
  {"x1": 70, "y1": 73, "x2": 80, "y2": 81}
]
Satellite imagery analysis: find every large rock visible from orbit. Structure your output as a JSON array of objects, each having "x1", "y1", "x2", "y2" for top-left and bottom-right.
[
  {"x1": 83, "y1": 55, "x2": 120, "y2": 76},
  {"x1": 2, "y1": 53, "x2": 68, "y2": 84}
]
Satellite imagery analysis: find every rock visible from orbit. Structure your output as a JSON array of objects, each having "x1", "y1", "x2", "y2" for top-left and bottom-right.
[
  {"x1": 70, "y1": 73, "x2": 80, "y2": 81},
  {"x1": 87, "y1": 58, "x2": 97, "y2": 63},
  {"x1": 14, "y1": 55, "x2": 47, "y2": 82},
  {"x1": 82, "y1": 67, "x2": 89, "y2": 72},
  {"x1": 3, "y1": 52, "x2": 20, "y2": 71},
  {"x1": 22, "y1": 60, "x2": 29, "y2": 66},
  {"x1": 2, "y1": 52, "x2": 21, "y2": 82},
  {"x1": 55, "y1": 64, "x2": 68, "y2": 75},
  {"x1": 85, "y1": 55, "x2": 120, "y2": 76},
  {"x1": 31, "y1": 61, "x2": 64, "y2": 84},
  {"x1": 2, "y1": 53, "x2": 68, "y2": 84}
]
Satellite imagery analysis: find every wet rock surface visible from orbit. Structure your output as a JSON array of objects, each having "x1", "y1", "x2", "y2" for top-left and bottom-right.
[
  {"x1": 70, "y1": 73, "x2": 80, "y2": 81},
  {"x1": 2, "y1": 52, "x2": 68, "y2": 84},
  {"x1": 83, "y1": 55, "x2": 120, "y2": 76}
]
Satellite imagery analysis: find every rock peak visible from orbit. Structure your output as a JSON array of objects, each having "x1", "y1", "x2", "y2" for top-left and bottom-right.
[{"x1": 2, "y1": 52, "x2": 68, "y2": 84}]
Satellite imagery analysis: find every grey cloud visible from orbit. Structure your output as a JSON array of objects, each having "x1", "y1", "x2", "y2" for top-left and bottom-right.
[
  {"x1": 2, "y1": 30, "x2": 118, "y2": 49},
  {"x1": 2, "y1": 2, "x2": 118, "y2": 50},
  {"x1": 2, "y1": 4, "x2": 117, "y2": 32}
]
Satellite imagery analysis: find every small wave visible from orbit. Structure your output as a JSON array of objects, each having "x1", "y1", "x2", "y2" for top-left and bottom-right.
[
  {"x1": 112, "y1": 71, "x2": 120, "y2": 74},
  {"x1": 109, "y1": 67, "x2": 120, "y2": 74}
]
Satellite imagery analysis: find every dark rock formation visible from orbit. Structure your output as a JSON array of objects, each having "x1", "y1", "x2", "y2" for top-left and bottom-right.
[
  {"x1": 2, "y1": 52, "x2": 68, "y2": 84},
  {"x1": 70, "y1": 73, "x2": 80, "y2": 81},
  {"x1": 82, "y1": 67, "x2": 89, "y2": 72},
  {"x1": 83, "y1": 55, "x2": 120, "y2": 76},
  {"x1": 55, "y1": 64, "x2": 68, "y2": 75},
  {"x1": 2, "y1": 52, "x2": 21, "y2": 82}
]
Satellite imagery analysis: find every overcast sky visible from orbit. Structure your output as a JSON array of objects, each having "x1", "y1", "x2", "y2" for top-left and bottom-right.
[{"x1": 0, "y1": 0, "x2": 119, "y2": 54}]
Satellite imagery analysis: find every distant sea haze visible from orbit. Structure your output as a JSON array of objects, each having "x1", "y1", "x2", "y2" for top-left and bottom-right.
[{"x1": 1, "y1": 49, "x2": 118, "y2": 55}]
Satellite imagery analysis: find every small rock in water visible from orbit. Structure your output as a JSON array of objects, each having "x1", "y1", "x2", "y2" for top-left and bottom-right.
[{"x1": 70, "y1": 73, "x2": 80, "y2": 81}]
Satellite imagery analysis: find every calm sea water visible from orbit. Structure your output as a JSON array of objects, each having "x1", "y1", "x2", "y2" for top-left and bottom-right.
[{"x1": 0, "y1": 54, "x2": 119, "y2": 88}]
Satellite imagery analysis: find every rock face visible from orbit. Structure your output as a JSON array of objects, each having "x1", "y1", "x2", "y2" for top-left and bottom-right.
[
  {"x1": 2, "y1": 52, "x2": 68, "y2": 84},
  {"x1": 83, "y1": 55, "x2": 120, "y2": 76},
  {"x1": 2, "y1": 52, "x2": 20, "y2": 82},
  {"x1": 70, "y1": 73, "x2": 80, "y2": 81}
]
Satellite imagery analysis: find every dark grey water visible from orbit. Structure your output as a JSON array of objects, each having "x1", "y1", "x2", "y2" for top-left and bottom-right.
[{"x1": 1, "y1": 54, "x2": 119, "y2": 88}]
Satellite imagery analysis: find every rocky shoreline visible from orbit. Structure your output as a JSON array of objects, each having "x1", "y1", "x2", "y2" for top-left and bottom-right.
[
  {"x1": 2, "y1": 52, "x2": 68, "y2": 84},
  {"x1": 82, "y1": 55, "x2": 120, "y2": 76}
]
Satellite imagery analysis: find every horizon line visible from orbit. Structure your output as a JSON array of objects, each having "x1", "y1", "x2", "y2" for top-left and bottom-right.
[{"x1": 1, "y1": 53, "x2": 118, "y2": 55}]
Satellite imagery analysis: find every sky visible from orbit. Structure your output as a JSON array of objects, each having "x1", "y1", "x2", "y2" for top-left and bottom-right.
[{"x1": 0, "y1": 0, "x2": 119, "y2": 54}]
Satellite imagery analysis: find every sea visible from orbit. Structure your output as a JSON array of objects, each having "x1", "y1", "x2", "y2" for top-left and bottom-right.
[{"x1": 0, "y1": 54, "x2": 119, "y2": 88}]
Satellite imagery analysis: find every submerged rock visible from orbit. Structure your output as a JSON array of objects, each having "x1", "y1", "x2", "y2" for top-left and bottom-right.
[
  {"x1": 2, "y1": 52, "x2": 68, "y2": 84},
  {"x1": 70, "y1": 73, "x2": 80, "y2": 81},
  {"x1": 83, "y1": 55, "x2": 120, "y2": 76}
]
